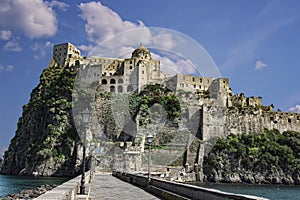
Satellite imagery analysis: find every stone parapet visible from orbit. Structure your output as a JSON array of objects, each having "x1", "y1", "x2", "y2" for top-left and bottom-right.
[
  {"x1": 34, "y1": 171, "x2": 91, "y2": 200},
  {"x1": 113, "y1": 171, "x2": 269, "y2": 200}
]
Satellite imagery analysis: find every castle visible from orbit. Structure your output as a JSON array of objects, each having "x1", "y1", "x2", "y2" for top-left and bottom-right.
[
  {"x1": 51, "y1": 42, "x2": 300, "y2": 177},
  {"x1": 53, "y1": 42, "x2": 300, "y2": 138},
  {"x1": 3, "y1": 42, "x2": 300, "y2": 179}
]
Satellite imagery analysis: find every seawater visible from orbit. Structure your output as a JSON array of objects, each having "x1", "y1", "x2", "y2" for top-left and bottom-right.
[
  {"x1": 191, "y1": 182, "x2": 300, "y2": 200},
  {"x1": 0, "y1": 174, "x2": 68, "y2": 198}
]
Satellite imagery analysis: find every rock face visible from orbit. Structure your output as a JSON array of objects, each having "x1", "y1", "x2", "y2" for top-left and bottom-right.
[
  {"x1": 0, "y1": 59, "x2": 81, "y2": 177},
  {"x1": 1, "y1": 42, "x2": 300, "y2": 181},
  {"x1": 204, "y1": 155, "x2": 299, "y2": 185},
  {"x1": 203, "y1": 130, "x2": 300, "y2": 185},
  {"x1": 3, "y1": 184, "x2": 57, "y2": 200}
]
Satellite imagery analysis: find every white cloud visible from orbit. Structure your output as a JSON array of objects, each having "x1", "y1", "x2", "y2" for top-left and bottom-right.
[
  {"x1": 0, "y1": 64, "x2": 15, "y2": 73},
  {"x1": 0, "y1": 65, "x2": 4, "y2": 73},
  {"x1": 3, "y1": 41, "x2": 22, "y2": 52},
  {"x1": 0, "y1": 146, "x2": 7, "y2": 157},
  {"x1": 79, "y1": 2, "x2": 180, "y2": 56},
  {"x1": 289, "y1": 105, "x2": 300, "y2": 113},
  {"x1": 0, "y1": 0, "x2": 57, "y2": 38},
  {"x1": 0, "y1": 30, "x2": 11, "y2": 40},
  {"x1": 46, "y1": 0, "x2": 69, "y2": 11},
  {"x1": 79, "y1": 1, "x2": 145, "y2": 44},
  {"x1": 79, "y1": 2, "x2": 177, "y2": 52},
  {"x1": 78, "y1": 1, "x2": 200, "y2": 76},
  {"x1": 152, "y1": 32, "x2": 176, "y2": 50},
  {"x1": 152, "y1": 53, "x2": 197, "y2": 76},
  {"x1": 255, "y1": 60, "x2": 267, "y2": 71},
  {"x1": 78, "y1": 2, "x2": 178, "y2": 55},
  {"x1": 31, "y1": 41, "x2": 53, "y2": 60},
  {"x1": 78, "y1": 44, "x2": 94, "y2": 53},
  {"x1": 5, "y1": 65, "x2": 14, "y2": 72},
  {"x1": 221, "y1": 13, "x2": 296, "y2": 69}
]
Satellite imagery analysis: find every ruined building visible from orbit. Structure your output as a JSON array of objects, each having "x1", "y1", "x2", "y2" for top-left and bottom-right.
[
  {"x1": 53, "y1": 42, "x2": 300, "y2": 175},
  {"x1": 53, "y1": 42, "x2": 300, "y2": 138}
]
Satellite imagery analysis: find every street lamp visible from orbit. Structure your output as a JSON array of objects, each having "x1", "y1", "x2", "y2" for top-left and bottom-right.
[
  {"x1": 124, "y1": 148, "x2": 128, "y2": 173},
  {"x1": 146, "y1": 133, "x2": 153, "y2": 183},
  {"x1": 80, "y1": 108, "x2": 91, "y2": 195},
  {"x1": 89, "y1": 142, "x2": 95, "y2": 183}
]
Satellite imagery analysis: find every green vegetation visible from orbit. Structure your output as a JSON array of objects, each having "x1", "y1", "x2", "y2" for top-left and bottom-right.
[
  {"x1": 129, "y1": 84, "x2": 181, "y2": 127},
  {"x1": 32, "y1": 62, "x2": 77, "y2": 159},
  {"x1": 204, "y1": 129, "x2": 300, "y2": 175},
  {"x1": 96, "y1": 84, "x2": 182, "y2": 143},
  {"x1": 8, "y1": 59, "x2": 80, "y2": 175}
]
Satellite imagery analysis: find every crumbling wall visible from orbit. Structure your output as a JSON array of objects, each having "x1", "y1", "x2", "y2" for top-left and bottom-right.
[{"x1": 225, "y1": 107, "x2": 300, "y2": 135}]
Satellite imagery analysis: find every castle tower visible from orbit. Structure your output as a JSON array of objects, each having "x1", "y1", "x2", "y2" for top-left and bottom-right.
[
  {"x1": 131, "y1": 43, "x2": 152, "y2": 60},
  {"x1": 53, "y1": 43, "x2": 81, "y2": 66}
]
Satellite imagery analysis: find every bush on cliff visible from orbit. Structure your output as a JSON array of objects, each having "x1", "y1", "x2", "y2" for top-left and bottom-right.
[
  {"x1": 1, "y1": 60, "x2": 81, "y2": 176},
  {"x1": 95, "y1": 84, "x2": 181, "y2": 143},
  {"x1": 204, "y1": 129, "x2": 300, "y2": 184}
]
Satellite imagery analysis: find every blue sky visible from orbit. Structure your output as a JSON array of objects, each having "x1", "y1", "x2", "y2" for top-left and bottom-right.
[{"x1": 0, "y1": 0, "x2": 300, "y2": 154}]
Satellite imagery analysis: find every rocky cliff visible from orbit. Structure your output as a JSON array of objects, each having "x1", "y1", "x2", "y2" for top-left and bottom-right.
[
  {"x1": 203, "y1": 129, "x2": 300, "y2": 185},
  {"x1": 0, "y1": 59, "x2": 81, "y2": 177}
]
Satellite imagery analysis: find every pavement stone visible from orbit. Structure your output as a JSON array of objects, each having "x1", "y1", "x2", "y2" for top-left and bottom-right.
[{"x1": 89, "y1": 173, "x2": 160, "y2": 200}]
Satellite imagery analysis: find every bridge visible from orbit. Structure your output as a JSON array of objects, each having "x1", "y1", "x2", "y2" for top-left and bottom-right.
[
  {"x1": 35, "y1": 142, "x2": 268, "y2": 200},
  {"x1": 88, "y1": 173, "x2": 159, "y2": 200},
  {"x1": 35, "y1": 171, "x2": 268, "y2": 200}
]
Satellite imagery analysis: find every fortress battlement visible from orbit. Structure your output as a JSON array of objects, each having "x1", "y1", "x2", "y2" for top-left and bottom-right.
[{"x1": 52, "y1": 42, "x2": 300, "y2": 136}]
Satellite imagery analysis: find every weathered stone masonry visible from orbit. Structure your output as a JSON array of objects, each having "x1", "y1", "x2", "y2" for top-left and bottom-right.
[
  {"x1": 55, "y1": 42, "x2": 300, "y2": 174},
  {"x1": 55, "y1": 42, "x2": 300, "y2": 142}
]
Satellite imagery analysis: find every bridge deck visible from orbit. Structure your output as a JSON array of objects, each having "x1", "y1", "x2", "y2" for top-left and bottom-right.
[{"x1": 89, "y1": 173, "x2": 160, "y2": 200}]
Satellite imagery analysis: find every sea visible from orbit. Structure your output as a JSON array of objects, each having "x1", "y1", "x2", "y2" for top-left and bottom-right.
[
  {"x1": 1, "y1": 175, "x2": 300, "y2": 200},
  {"x1": 0, "y1": 175, "x2": 68, "y2": 198},
  {"x1": 192, "y1": 182, "x2": 300, "y2": 200}
]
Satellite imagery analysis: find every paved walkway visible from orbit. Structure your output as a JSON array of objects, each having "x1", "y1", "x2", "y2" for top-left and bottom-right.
[{"x1": 89, "y1": 173, "x2": 160, "y2": 200}]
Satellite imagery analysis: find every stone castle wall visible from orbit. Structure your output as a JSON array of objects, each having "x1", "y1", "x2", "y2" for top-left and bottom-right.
[
  {"x1": 54, "y1": 42, "x2": 300, "y2": 140},
  {"x1": 225, "y1": 108, "x2": 300, "y2": 135},
  {"x1": 50, "y1": 42, "x2": 300, "y2": 181}
]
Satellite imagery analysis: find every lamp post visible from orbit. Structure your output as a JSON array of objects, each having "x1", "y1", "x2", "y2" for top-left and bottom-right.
[
  {"x1": 89, "y1": 142, "x2": 95, "y2": 182},
  {"x1": 80, "y1": 108, "x2": 91, "y2": 195},
  {"x1": 124, "y1": 148, "x2": 128, "y2": 173},
  {"x1": 146, "y1": 133, "x2": 153, "y2": 183}
]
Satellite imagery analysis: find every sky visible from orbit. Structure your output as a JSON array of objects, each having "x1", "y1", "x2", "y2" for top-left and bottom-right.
[{"x1": 0, "y1": 0, "x2": 300, "y2": 155}]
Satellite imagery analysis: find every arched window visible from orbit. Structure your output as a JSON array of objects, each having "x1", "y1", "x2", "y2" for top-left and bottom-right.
[
  {"x1": 127, "y1": 85, "x2": 134, "y2": 92},
  {"x1": 118, "y1": 85, "x2": 123, "y2": 93},
  {"x1": 110, "y1": 79, "x2": 116, "y2": 84},
  {"x1": 118, "y1": 78, "x2": 123, "y2": 84},
  {"x1": 110, "y1": 86, "x2": 115, "y2": 92},
  {"x1": 101, "y1": 79, "x2": 107, "y2": 84},
  {"x1": 75, "y1": 60, "x2": 80, "y2": 66}
]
